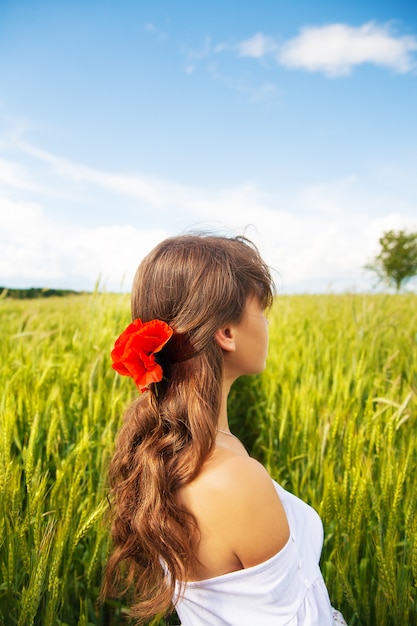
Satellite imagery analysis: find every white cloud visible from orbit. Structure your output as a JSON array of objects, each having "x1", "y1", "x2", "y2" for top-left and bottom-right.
[
  {"x1": 278, "y1": 22, "x2": 417, "y2": 76},
  {"x1": 72, "y1": 225, "x2": 170, "y2": 289},
  {"x1": 0, "y1": 197, "x2": 44, "y2": 233},
  {"x1": 0, "y1": 158, "x2": 44, "y2": 192},
  {"x1": 227, "y1": 22, "x2": 417, "y2": 77},
  {"x1": 0, "y1": 198, "x2": 61, "y2": 282},
  {"x1": 17, "y1": 141, "x2": 202, "y2": 211},
  {"x1": 0, "y1": 197, "x2": 169, "y2": 289},
  {"x1": 236, "y1": 33, "x2": 277, "y2": 58},
  {"x1": 185, "y1": 21, "x2": 417, "y2": 90},
  {"x1": 1, "y1": 140, "x2": 416, "y2": 293}
]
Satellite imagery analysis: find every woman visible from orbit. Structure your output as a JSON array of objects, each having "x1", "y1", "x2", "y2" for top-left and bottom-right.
[{"x1": 103, "y1": 234, "x2": 346, "y2": 625}]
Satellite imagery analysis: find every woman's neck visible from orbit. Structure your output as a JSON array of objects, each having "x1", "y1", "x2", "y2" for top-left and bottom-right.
[{"x1": 217, "y1": 378, "x2": 233, "y2": 432}]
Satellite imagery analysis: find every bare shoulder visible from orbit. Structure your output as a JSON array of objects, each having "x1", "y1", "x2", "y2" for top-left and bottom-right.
[
  {"x1": 183, "y1": 447, "x2": 271, "y2": 496},
  {"x1": 180, "y1": 449, "x2": 290, "y2": 571},
  {"x1": 214, "y1": 449, "x2": 275, "y2": 486}
]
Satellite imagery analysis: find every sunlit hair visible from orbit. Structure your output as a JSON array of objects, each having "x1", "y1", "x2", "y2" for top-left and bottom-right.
[{"x1": 103, "y1": 234, "x2": 274, "y2": 622}]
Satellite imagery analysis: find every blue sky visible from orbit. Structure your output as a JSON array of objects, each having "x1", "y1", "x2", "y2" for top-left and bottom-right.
[{"x1": 0, "y1": 0, "x2": 416, "y2": 293}]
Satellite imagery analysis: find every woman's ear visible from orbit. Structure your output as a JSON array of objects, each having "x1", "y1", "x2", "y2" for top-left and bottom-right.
[{"x1": 214, "y1": 326, "x2": 236, "y2": 353}]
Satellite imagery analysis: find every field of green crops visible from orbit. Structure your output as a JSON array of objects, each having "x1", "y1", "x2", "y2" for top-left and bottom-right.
[{"x1": 1, "y1": 291, "x2": 416, "y2": 626}]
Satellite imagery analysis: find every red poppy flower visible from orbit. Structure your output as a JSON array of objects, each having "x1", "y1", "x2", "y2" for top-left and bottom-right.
[{"x1": 111, "y1": 319, "x2": 173, "y2": 392}]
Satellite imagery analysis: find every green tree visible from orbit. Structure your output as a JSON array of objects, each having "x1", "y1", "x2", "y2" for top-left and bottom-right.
[{"x1": 366, "y1": 229, "x2": 417, "y2": 291}]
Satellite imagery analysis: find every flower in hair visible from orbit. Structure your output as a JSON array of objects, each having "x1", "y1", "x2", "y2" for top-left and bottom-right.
[{"x1": 111, "y1": 319, "x2": 173, "y2": 392}]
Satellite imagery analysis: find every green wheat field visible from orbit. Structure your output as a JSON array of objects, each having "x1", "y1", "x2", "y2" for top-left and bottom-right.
[{"x1": 1, "y1": 291, "x2": 416, "y2": 626}]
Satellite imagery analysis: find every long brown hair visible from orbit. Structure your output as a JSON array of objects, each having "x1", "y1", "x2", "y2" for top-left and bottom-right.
[{"x1": 103, "y1": 234, "x2": 274, "y2": 622}]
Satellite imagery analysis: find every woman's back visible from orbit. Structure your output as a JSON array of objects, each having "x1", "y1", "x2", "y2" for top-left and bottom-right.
[{"x1": 175, "y1": 436, "x2": 290, "y2": 581}]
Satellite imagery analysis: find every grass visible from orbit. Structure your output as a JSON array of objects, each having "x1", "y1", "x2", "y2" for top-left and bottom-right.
[{"x1": 1, "y1": 291, "x2": 416, "y2": 625}]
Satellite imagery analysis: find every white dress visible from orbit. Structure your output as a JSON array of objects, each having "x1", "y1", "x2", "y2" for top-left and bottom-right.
[{"x1": 174, "y1": 481, "x2": 347, "y2": 625}]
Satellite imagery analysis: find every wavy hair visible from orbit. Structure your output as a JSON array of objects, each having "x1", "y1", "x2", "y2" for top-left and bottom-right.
[{"x1": 103, "y1": 234, "x2": 274, "y2": 622}]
